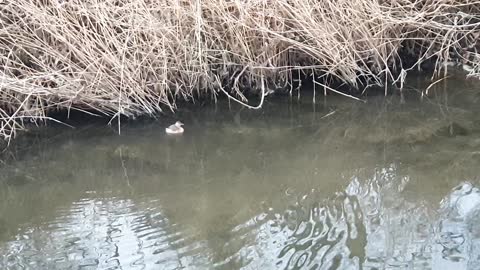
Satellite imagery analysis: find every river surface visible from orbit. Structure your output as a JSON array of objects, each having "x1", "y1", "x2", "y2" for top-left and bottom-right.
[{"x1": 1, "y1": 73, "x2": 480, "y2": 270}]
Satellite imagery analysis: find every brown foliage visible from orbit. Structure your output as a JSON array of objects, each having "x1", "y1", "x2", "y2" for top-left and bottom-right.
[{"x1": 0, "y1": 0, "x2": 479, "y2": 140}]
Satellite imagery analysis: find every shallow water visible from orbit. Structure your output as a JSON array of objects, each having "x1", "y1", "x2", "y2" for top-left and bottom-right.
[{"x1": 1, "y1": 73, "x2": 480, "y2": 270}]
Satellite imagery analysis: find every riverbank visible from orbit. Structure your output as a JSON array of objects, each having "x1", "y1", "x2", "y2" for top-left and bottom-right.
[{"x1": 1, "y1": 0, "x2": 479, "y2": 140}]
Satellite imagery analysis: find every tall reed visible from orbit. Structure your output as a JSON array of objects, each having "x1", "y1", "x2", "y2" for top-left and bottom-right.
[{"x1": 0, "y1": 0, "x2": 479, "y2": 140}]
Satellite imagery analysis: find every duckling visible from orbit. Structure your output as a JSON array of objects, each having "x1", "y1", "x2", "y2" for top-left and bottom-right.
[{"x1": 165, "y1": 121, "x2": 184, "y2": 134}]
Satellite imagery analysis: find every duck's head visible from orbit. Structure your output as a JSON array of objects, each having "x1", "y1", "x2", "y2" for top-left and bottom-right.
[{"x1": 175, "y1": 121, "x2": 184, "y2": 127}]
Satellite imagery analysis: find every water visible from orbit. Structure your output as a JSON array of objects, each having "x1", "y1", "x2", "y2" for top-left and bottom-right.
[{"x1": 1, "y1": 73, "x2": 480, "y2": 270}]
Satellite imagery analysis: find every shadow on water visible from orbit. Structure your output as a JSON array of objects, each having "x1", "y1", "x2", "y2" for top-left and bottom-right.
[{"x1": 0, "y1": 73, "x2": 480, "y2": 269}]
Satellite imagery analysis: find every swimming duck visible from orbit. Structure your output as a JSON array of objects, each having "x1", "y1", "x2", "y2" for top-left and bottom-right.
[{"x1": 166, "y1": 121, "x2": 184, "y2": 134}]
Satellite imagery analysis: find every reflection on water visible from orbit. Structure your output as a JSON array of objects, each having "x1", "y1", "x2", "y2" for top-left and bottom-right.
[{"x1": 0, "y1": 74, "x2": 480, "y2": 269}]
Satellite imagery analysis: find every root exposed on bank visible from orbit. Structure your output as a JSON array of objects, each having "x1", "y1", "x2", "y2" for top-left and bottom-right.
[{"x1": 0, "y1": 0, "x2": 479, "y2": 140}]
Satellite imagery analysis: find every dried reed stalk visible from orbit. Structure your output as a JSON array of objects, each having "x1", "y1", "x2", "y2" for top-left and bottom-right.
[{"x1": 0, "y1": 0, "x2": 479, "y2": 141}]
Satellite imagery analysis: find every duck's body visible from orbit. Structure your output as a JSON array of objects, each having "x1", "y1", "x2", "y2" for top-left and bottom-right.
[{"x1": 166, "y1": 121, "x2": 184, "y2": 134}]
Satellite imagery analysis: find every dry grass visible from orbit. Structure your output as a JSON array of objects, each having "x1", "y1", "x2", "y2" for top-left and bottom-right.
[{"x1": 0, "y1": 0, "x2": 479, "y2": 141}]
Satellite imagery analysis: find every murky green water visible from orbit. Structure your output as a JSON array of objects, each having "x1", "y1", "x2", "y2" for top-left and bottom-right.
[{"x1": 1, "y1": 74, "x2": 480, "y2": 270}]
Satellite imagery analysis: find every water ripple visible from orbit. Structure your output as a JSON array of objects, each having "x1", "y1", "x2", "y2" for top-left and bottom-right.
[
  {"x1": 0, "y1": 196, "x2": 211, "y2": 270},
  {"x1": 213, "y1": 166, "x2": 480, "y2": 270},
  {"x1": 1, "y1": 167, "x2": 480, "y2": 269}
]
